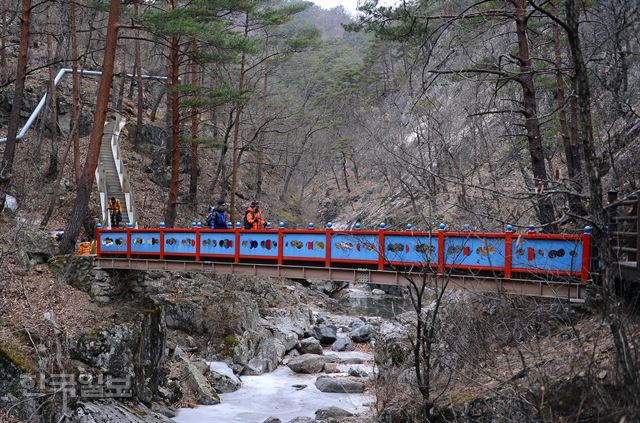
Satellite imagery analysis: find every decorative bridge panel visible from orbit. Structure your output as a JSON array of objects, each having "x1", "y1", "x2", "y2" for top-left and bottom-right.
[
  {"x1": 283, "y1": 232, "x2": 327, "y2": 260},
  {"x1": 511, "y1": 237, "x2": 583, "y2": 274},
  {"x1": 239, "y1": 232, "x2": 279, "y2": 258},
  {"x1": 444, "y1": 235, "x2": 506, "y2": 270},
  {"x1": 330, "y1": 233, "x2": 379, "y2": 263},
  {"x1": 383, "y1": 234, "x2": 438, "y2": 266}
]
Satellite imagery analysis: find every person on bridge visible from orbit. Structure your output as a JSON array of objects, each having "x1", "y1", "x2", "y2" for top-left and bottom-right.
[
  {"x1": 244, "y1": 201, "x2": 265, "y2": 230},
  {"x1": 207, "y1": 199, "x2": 228, "y2": 230},
  {"x1": 108, "y1": 197, "x2": 122, "y2": 228}
]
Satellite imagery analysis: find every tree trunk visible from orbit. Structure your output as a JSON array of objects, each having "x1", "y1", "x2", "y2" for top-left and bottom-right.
[
  {"x1": 133, "y1": 0, "x2": 143, "y2": 145},
  {"x1": 256, "y1": 31, "x2": 268, "y2": 200},
  {"x1": 189, "y1": 45, "x2": 199, "y2": 205},
  {"x1": 551, "y1": 0, "x2": 584, "y2": 217},
  {"x1": 127, "y1": 61, "x2": 136, "y2": 99},
  {"x1": 229, "y1": 11, "x2": 250, "y2": 223},
  {"x1": 70, "y1": 0, "x2": 81, "y2": 185},
  {"x1": 0, "y1": 0, "x2": 32, "y2": 212},
  {"x1": 59, "y1": 0, "x2": 121, "y2": 253},
  {"x1": 0, "y1": 0, "x2": 8, "y2": 84},
  {"x1": 45, "y1": 31, "x2": 59, "y2": 178},
  {"x1": 164, "y1": 31, "x2": 181, "y2": 227},
  {"x1": 116, "y1": 60, "x2": 127, "y2": 112},
  {"x1": 514, "y1": 0, "x2": 556, "y2": 231}
]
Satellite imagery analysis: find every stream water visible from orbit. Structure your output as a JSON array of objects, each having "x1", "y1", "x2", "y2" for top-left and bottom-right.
[{"x1": 173, "y1": 286, "x2": 409, "y2": 423}]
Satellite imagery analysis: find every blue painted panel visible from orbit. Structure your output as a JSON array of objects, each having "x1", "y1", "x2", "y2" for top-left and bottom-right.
[
  {"x1": 130, "y1": 232, "x2": 161, "y2": 254},
  {"x1": 164, "y1": 231, "x2": 196, "y2": 255},
  {"x1": 99, "y1": 231, "x2": 128, "y2": 253},
  {"x1": 283, "y1": 233, "x2": 327, "y2": 259},
  {"x1": 511, "y1": 238, "x2": 583, "y2": 272},
  {"x1": 331, "y1": 233, "x2": 379, "y2": 262},
  {"x1": 383, "y1": 235, "x2": 438, "y2": 265},
  {"x1": 444, "y1": 236, "x2": 506, "y2": 268},
  {"x1": 239, "y1": 232, "x2": 278, "y2": 257},
  {"x1": 200, "y1": 232, "x2": 235, "y2": 256}
]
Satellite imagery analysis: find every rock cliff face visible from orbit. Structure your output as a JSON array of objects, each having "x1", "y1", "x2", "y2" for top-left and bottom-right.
[{"x1": 69, "y1": 298, "x2": 166, "y2": 406}]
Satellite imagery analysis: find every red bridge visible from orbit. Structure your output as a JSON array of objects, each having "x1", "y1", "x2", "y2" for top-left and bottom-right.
[{"x1": 94, "y1": 223, "x2": 591, "y2": 301}]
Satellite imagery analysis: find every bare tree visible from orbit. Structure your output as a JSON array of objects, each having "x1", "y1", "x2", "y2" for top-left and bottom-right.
[{"x1": 60, "y1": 0, "x2": 122, "y2": 253}]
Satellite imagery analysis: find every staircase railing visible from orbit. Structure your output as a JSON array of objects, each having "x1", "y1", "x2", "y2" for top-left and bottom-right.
[
  {"x1": 109, "y1": 116, "x2": 137, "y2": 227},
  {"x1": 606, "y1": 190, "x2": 640, "y2": 267},
  {"x1": 95, "y1": 153, "x2": 110, "y2": 228},
  {"x1": 95, "y1": 116, "x2": 137, "y2": 229}
]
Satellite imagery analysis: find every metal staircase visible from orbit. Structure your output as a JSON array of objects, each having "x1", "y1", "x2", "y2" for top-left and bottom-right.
[{"x1": 95, "y1": 116, "x2": 137, "y2": 228}]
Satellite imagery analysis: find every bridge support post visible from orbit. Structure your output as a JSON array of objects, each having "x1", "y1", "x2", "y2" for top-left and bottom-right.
[
  {"x1": 581, "y1": 226, "x2": 591, "y2": 283},
  {"x1": 378, "y1": 225, "x2": 385, "y2": 271},
  {"x1": 437, "y1": 223, "x2": 445, "y2": 274},
  {"x1": 505, "y1": 224, "x2": 513, "y2": 279}
]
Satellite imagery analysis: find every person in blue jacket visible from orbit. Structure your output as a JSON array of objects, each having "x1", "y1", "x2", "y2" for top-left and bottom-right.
[{"x1": 207, "y1": 199, "x2": 228, "y2": 229}]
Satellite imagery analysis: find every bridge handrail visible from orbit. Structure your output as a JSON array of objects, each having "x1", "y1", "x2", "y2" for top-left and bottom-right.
[
  {"x1": 94, "y1": 226, "x2": 592, "y2": 283},
  {"x1": 108, "y1": 116, "x2": 137, "y2": 227},
  {"x1": 95, "y1": 140, "x2": 110, "y2": 227}
]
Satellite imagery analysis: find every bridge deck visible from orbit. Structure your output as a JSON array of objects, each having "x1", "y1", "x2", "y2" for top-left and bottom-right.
[{"x1": 94, "y1": 257, "x2": 586, "y2": 302}]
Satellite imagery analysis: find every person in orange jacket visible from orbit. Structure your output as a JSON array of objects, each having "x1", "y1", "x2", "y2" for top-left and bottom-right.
[
  {"x1": 108, "y1": 197, "x2": 123, "y2": 228},
  {"x1": 244, "y1": 201, "x2": 265, "y2": 230}
]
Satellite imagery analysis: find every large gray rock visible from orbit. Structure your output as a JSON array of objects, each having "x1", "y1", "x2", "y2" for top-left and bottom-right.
[
  {"x1": 69, "y1": 299, "x2": 166, "y2": 404},
  {"x1": 207, "y1": 362, "x2": 241, "y2": 393},
  {"x1": 184, "y1": 363, "x2": 220, "y2": 405},
  {"x1": 330, "y1": 337, "x2": 353, "y2": 352},
  {"x1": 315, "y1": 376, "x2": 366, "y2": 393},
  {"x1": 66, "y1": 400, "x2": 173, "y2": 422},
  {"x1": 263, "y1": 418, "x2": 282, "y2": 423},
  {"x1": 287, "y1": 354, "x2": 329, "y2": 374},
  {"x1": 17, "y1": 227, "x2": 56, "y2": 264},
  {"x1": 239, "y1": 334, "x2": 287, "y2": 375},
  {"x1": 300, "y1": 337, "x2": 323, "y2": 355},
  {"x1": 287, "y1": 418, "x2": 317, "y2": 423},
  {"x1": 315, "y1": 406, "x2": 354, "y2": 420},
  {"x1": 350, "y1": 324, "x2": 373, "y2": 343},
  {"x1": 313, "y1": 325, "x2": 337, "y2": 345},
  {"x1": 163, "y1": 301, "x2": 206, "y2": 334}
]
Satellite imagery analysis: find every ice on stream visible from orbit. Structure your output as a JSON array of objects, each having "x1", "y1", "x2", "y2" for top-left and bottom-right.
[{"x1": 173, "y1": 352, "x2": 373, "y2": 423}]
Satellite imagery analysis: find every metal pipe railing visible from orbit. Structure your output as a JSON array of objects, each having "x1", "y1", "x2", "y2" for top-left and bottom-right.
[{"x1": 0, "y1": 68, "x2": 170, "y2": 143}]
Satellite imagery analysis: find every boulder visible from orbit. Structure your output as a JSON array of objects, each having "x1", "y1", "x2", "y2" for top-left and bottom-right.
[
  {"x1": 371, "y1": 289, "x2": 386, "y2": 295},
  {"x1": 348, "y1": 320, "x2": 365, "y2": 330},
  {"x1": 287, "y1": 418, "x2": 317, "y2": 423},
  {"x1": 315, "y1": 406, "x2": 354, "y2": 420},
  {"x1": 350, "y1": 325, "x2": 373, "y2": 343},
  {"x1": 287, "y1": 354, "x2": 329, "y2": 374},
  {"x1": 263, "y1": 418, "x2": 282, "y2": 423},
  {"x1": 330, "y1": 337, "x2": 353, "y2": 352},
  {"x1": 207, "y1": 362, "x2": 241, "y2": 393},
  {"x1": 315, "y1": 376, "x2": 366, "y2": 393},
  {"x1": 239, "y1": 334, "x2": 287, "y2": 375},
  {"x1": 348, "y1": 367, "x2": 369, "y2": 378},
  {"x1": 69, "y1": 299, "x2": 166, "y2": 404},
  {"x1": 16, "y1": 227, "x2": 55, "y2": 264},
  {"x1": 323, "y1": 363, "x2": 340, "y2": 374},
  {"x1": 313, "y1": 325, "x2": 337, "y2": 345},
  {"x1": 66, "y1": 399, "x2": 173, "y2": 423},
  {"x1": 342, "y1": 357, "x2": 364, "y2": 365},
  {"x1": 300, "y1": 337, "x2": 323, "y2": 355},
  {"x1": 184, "y1": 363, "x2": 220, "y2": 405},
  {"x1": 163, "y1": 300, "x2": 205, "y2": 334}
]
